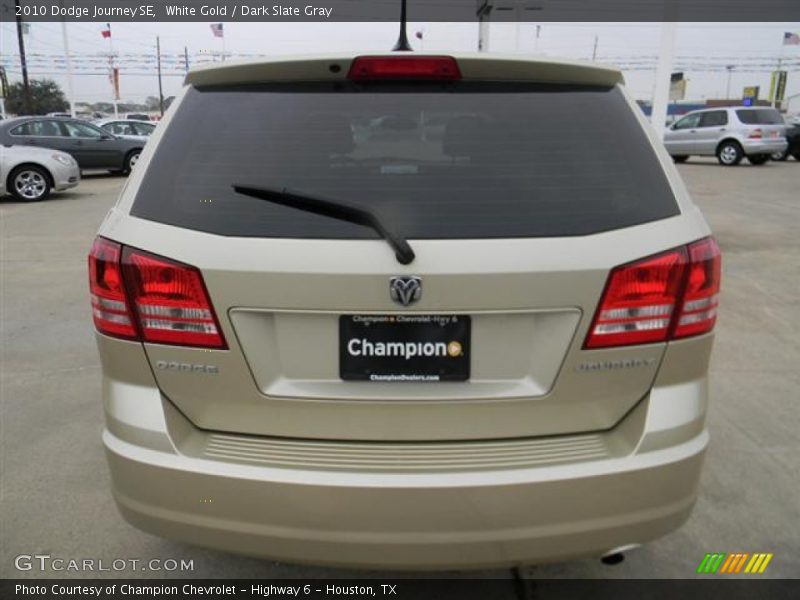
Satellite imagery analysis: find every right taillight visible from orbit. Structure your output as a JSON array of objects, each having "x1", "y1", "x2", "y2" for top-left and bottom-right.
[
  {"x1": 673, "y1": 237, "x2": 721, "y2": 339},
  {"x1": 88, "y1": 237, "x2": 226, "y2": 349},
  {"x1": 121, "y1": 248, "x2": 226, "y2": 349},
  {"x1": 584, "y1": 237, "x2": 721, "y2": 349}
]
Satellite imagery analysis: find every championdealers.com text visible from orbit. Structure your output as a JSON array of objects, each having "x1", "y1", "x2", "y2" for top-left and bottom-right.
[{"x1": 20, "y1": 3, "x2": 337, "y2": 19}]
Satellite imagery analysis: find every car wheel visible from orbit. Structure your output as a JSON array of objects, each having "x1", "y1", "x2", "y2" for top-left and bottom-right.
[
  {"x1": 672, "y1": 155, "x2": 689, "y2": 163},
  {"x1": 9, "y1": 165, "x2": 52, "y2": 202},
  {"x1": 124, "y1": 150, "x2": 142, "y2": 174},
  {"x1": 716, "y1": 141, "x2": 743, "y2": 166},
  {"x1": 747, "y1": 154, "x2": 770, "y2": 166},
  {"x1": 771, "y1": 148, "x2": 789, "y2": 161}
]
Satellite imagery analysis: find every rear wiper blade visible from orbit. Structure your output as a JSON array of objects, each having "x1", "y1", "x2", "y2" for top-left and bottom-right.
[{"x1": 232, "y1": 185, "x2": 415, "y2": 265}]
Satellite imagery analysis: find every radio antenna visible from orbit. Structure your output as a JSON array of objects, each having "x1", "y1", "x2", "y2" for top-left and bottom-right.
[{"x1": 392, "y1": 0, "x2": 413, "y2": 51}]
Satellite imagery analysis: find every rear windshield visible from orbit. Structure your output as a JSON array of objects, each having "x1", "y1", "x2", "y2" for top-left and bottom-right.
[
  {"x1": 736, "y1": 109, "x2": 784, "y2": 125},
  {"x1": 131, "y1": 82, "x2": 679, "y2": 239}
]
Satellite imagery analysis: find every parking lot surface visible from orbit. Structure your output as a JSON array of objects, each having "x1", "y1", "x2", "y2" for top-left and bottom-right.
[{"x1": 1, "y1": 159, "x2": 798, "y2": 582}]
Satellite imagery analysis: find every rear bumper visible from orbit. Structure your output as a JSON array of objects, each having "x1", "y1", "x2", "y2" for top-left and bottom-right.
[
  {"x1": 741, "y1": 138, "x2": 788, "y2": 154},
  {"x1": 105, "y1": 428, "x2": 706, "y2": 570},
  {"x1": 98, "y1": 330, "x2": 713, "y2": 569}
]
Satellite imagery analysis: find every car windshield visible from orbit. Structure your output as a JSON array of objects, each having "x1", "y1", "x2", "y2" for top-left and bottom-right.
[{"x1": 131, "y1": 82, "x2": 679, "y2": 239}]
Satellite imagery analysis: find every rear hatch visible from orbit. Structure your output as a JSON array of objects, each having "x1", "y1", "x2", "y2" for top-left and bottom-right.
[
  {"x1": 735, "y1": 107, "x2": 787, "y2": 139},
  {"x1": 101, "y1": 55, "x2": 708, "y2": 441}
]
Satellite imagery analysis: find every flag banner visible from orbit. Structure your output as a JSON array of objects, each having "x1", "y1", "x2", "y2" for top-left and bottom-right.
[
  {"x1": 784, "y1": 32, "x2": 800, "y2": 45},
  {"x1": 0, "y1": 0, "x2": 799, "y2": 22},
  {"x1": 210, "y1": 23, "x2": 224, "y2": 38},
  {"x1": 101, "y1": 23, "x2": 111, "y2": 39}
]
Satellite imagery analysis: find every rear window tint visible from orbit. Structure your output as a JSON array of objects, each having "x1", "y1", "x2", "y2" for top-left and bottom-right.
[
  {"x1": 131, "y1": 82, "x2": 679, "y2": 239},
  {"x1": 736, "y1": 109, "x2": 783, "y2": 125}
]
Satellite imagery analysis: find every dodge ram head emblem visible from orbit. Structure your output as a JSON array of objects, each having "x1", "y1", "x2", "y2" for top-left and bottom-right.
[{"x1": 389, "y1": 276, "x2": 422, "y2": 306}]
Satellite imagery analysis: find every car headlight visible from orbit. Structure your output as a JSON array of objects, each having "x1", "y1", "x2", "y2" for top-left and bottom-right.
[{"x1": 52, "y1": 154, "x2": 75, "y2": 166}]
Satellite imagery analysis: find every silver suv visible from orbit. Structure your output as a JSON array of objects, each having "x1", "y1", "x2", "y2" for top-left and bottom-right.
[
  {"x1": 90, "y1": 54, "x2": 720, "y2": 569},
  {"x1": 663, "y1": 106, "x2": 787, "y2": 166}
]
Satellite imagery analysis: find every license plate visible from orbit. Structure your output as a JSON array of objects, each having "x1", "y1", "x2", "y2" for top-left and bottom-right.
[{"x1": 340, "y1": 315, "x2": 470, "y2": 382}]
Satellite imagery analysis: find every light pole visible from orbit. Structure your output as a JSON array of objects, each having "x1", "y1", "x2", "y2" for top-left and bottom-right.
[
  {"x1": 725, "y1": 65, "x2": 735, "y2": 99},
  {"x1": 14, "y1": 0, "x2": 33, "y2": 115}
]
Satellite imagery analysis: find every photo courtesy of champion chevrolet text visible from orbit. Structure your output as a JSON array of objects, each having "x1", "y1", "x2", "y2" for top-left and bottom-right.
[{"x1": 0, "y1": 1, "x2": 798, "y2": 599}]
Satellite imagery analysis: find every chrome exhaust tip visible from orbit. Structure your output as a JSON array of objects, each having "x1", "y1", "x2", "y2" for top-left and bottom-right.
[{"x1": 601, "y1": 543, "x2": 640, "y2": 565}]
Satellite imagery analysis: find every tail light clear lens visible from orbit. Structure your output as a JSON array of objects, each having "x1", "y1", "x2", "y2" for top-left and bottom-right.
[
  {"x1": 673, "y1": 238, "x2": 721, "y2": 339},
  {"x1": 585, "y1": 237, "x2": 721, "y2": 349},
  {"x1": 88, "y1": 238, "x2": 137, "y2": 339},
  {"x1": 88, "y1": 238, "x2": 226, "y2": 349}
]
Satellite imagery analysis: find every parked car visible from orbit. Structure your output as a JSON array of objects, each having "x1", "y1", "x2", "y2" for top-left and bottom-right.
[
  {"x1": 0, "y1": 117, "x2": 144, "y2": 173},
  {"x1": 663, "y1": 106, "x2": 787, "y2": 165},
  {"x1": 0, "y1": 143, "x2": 79, "y2": 201},
  {"x1": 771, "y1": 119, "x2": 800, "y2": 161},
  {"x1": 90, "y1": 54, "x2": 720, "y2": 569},
  {"x1": 94, "y1": 118, "x2": 156, "y2": 142},
  {"x1": 122, "y1": 112, "x2": 153, "y2": 121}
]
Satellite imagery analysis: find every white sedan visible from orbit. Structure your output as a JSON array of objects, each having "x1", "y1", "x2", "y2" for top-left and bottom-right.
[
  {"x1": 0, "y1": 144, "x2": 80, "y2": 201},
  {"x1": 93, "y1": 118, "x2": 156, "y2": 143}
]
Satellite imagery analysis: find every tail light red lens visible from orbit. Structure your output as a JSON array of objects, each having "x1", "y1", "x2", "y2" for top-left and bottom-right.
[
  {"x1": 348, "y1": 56, "x2": 461, "y2": 81},
  {"x1": 585, "y1": 237, "x2": 721, "y2": 349},
  {"x1": 88, "y1": 238, "x2": 226, "y2": 349},
  {"x1": 88, "y1": 238, "x2": 137, "y2": 340},
  {"x1": 673, "y1": 237, "x2": 721, "y2": 339},
  {"x1": 585, "y1": 249, "x2": 688, "y2": 348}
]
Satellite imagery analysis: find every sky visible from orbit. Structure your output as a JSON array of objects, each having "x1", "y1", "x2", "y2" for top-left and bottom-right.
[{"x1": 1, "y1": 21, "x2": 799, "y2": 110}]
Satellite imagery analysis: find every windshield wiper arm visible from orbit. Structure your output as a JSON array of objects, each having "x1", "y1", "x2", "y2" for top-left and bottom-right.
[{"x1": 232, "y1": 185, "x2": 415, "y2": 265}]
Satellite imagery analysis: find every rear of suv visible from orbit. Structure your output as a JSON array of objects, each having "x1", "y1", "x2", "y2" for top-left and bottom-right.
[
  {"x1": 90, "y1": 55, "x2": 720, "y2": 569},
  {"x1": 663, "y1": 106, "x2": 787, "y2": 165}
]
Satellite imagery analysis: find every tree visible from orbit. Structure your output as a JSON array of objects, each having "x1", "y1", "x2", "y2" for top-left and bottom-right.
[{"x1": 5, "y1": 79, "x2": 68, "y2": 115}]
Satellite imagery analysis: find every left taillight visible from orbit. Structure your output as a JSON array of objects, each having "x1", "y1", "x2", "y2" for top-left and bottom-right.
[{"x1": 88, "y1": 238, "x2": 227, "y2": 349}]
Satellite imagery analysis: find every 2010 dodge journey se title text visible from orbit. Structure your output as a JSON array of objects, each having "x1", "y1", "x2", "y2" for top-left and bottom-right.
[{"x1": 89, "y1": 54, "x2": 721, "y2": 569}]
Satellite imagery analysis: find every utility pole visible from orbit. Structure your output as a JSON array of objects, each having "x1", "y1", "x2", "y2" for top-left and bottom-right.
[
  {"x1": 157, "y1": 37, "x2": 164, "y2": 116},
  {"x1": 14, "y1": 0, "x2": 33, "y2": 115},
  {"x1": 184, "y1": 46, "x2": 190, "y2": 74},
  {"x1": 592, "y1": 35, "x2": 599, "y2": 61},
  {"x1": 59, "y1": 2, "x2": 76, "y2": 117}
]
